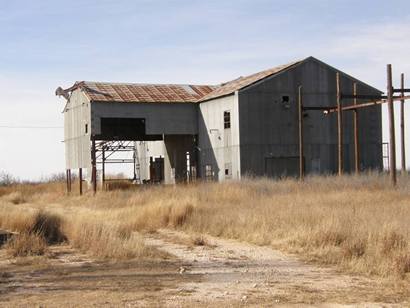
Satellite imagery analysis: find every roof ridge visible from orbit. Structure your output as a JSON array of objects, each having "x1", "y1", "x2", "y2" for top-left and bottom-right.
[
  {"x1": 198, "y1": 58, "x2": 306, "y2": 102},
  {"x1": 82, "y1": 81, "x2": 218, "y2": 87}
]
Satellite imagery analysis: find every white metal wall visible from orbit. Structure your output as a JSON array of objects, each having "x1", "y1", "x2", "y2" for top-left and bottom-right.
[
  {"x1": 64, "y1": 89, "x2": 91, "y2": 170},
  {"x1": 198, "y1": 93, "x2": 241, "y2": 181}
]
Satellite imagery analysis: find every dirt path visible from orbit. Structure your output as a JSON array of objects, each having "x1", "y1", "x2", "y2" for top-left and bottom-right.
[{"x1": 144, "y1": 229, "x2": 407, "y2": 307}]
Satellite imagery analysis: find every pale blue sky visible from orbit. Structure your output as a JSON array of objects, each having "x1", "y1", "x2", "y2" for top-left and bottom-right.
[{"x1": 0, "y1": 0, "x2": 409, "y2": 179}]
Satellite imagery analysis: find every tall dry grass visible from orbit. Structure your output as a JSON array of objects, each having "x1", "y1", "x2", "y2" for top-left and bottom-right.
[{"x1": 0, "y1": 173, "x2": 409, "y2": 278}]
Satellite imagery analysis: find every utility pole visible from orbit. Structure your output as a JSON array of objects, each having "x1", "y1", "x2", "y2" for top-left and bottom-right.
[{"x1": 387, "y1": 64, "x2": 397, "y2": 186}]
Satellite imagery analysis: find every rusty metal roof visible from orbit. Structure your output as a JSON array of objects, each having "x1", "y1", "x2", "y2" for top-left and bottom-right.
[
  {"x1": 199, "y1": 60, "x2": 303, "y2": 102},
  {"x1": 67, "y1": 59, "x2": 304, "y2": 104},
  {"x1": 78, "y1": 82, "x2": 217, "y2": 103}
]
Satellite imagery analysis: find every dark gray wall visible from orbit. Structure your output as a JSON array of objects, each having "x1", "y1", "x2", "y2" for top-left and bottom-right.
[
  {"x1": 91, "y1": 101, "x2": 198, "y2": 136},
  {"x1": 238, "y1": 58, "x2": 383, "y2": 177}
]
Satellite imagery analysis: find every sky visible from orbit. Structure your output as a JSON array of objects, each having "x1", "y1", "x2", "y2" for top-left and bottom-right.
[{"x1": 0, "y1": 0, "x2": 410, "y2": 180}]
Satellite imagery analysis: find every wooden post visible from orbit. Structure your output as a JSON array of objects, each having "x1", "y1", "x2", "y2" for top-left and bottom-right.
[
  {"x1": 353, "y1": 83, "x2": 360, "y2": 174},
  {"x1": 336, "y1": 72, "x2": 343, "y2": 175},
  {"x1": 298, "y1": 86, "x2": 304, "y2": 180},
  {"x1": 68, "y1": 169, "x2": 72, "y2": 193},
  {"x1": 91, "y1": 138, "x2": 97, "y2": 194},
  {"x1": 66, "y1": 169, "x2": 70, "y2": 194},
  {"x1": 400, "y1": 73, "x2": 406, "y2": 173},
  {"x1": 79, "y1": 168, "x2": 83, "y2": 195},
  {"x1": 387, "y1": 64, "x2": 397, "y2": 186},
  {"x1": 102, "y1": 147, "x2": 105, "y2": 189}
]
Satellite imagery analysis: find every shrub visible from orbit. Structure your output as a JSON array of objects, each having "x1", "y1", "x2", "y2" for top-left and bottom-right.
[{"x1": 6, "y1": 233, "x2": 47, "y2": 257}]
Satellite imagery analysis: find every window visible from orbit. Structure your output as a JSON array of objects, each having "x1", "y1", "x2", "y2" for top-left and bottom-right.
[
  {"x1": 281, "y1": 96, "x2": 290, "y2": 109},
  {"x1": 224, "y1": 111, "x2": 231, "y2": 129},
  {"x1": 85, "y1": 123, "x2": 88, "y2": 134},
  {"x1": 205, "y1": 165, "x2": 213, "y2": 181},
  {"x1": 225, "y1": 163, "x2": 232, "y2": 179}
]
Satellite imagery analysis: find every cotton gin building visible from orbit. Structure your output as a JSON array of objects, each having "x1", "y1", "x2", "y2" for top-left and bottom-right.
[{"x1": 57, "y1": 57, "x2": 383, "y2": 189}]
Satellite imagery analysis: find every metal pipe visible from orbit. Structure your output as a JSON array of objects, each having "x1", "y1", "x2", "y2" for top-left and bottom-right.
[
  {"x1": 91, "y1": 138, "x2": 97, "y2": 194},
  {"x1": 401, "y1": 73, "x2": 406, "y2": 173},
  {"x1": 387, "y1": 64, "x2": 397, "y2": 186},
  {"x1": 337, "y1": 72, "x2": 343, "y2": 175},
  {"x1": 298, "y1": 86, "x2": 304, "y2": 180},
  {"x1": 102, "y1": 147, "x2": 105, "y2": 189},
  {"x1": 66, "y1": 170, "x2": 70, "y2": 194},
  {"x1": 353, "y1": 83, "x2": 359, "y2": 174},
  {"x1": 393, "y1": 88, "x2": 410, "y2": 93},
  {"x1": 79, "y1": 168, "x2": 83, "y2": 195}
]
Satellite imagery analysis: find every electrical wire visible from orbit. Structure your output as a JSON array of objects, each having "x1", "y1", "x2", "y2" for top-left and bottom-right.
[{"x1": 0, "y1": 125, "x2": 63, "y2": 129}]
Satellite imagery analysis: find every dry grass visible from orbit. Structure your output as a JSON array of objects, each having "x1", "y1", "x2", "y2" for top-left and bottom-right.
[
  {"x1": 5, "y1": 232, "x2": 48, "y2": 257},
  {"x1": 0, "y1": 173, "x2": 409, "y2": 279}
]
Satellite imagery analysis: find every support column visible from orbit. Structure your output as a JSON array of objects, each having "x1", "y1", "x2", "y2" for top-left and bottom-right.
[
  {"x1": 102, "y1": 147, "x2": 105, "y2": 189},
  {"x1": 66, "y1": 169, "x2": 70, "y2": 194},
  {"x1": 353, "y1": 83, "x2": 360, "y2": 174},
  {"x1": 79, "y1": 168, "x2": 83, "y2": 195},
  {"x1": 68, "y1": 169, "x2": 72, "y2": 193},
  {"x1": 336, "y1": 72, "x2": 343, "y2": 175},
  {"x1": 298, "y1": 86, "x2": 304, "y2": 180},
  {"x1": 400, "y1": 73, "x2": 406, "y2": 173},
  {"x1": 387, "y1": 64, "x2": 397, "y2": 186},
  {"x1": 91, "y1": 138, "x2": 97, "y2": 194}
]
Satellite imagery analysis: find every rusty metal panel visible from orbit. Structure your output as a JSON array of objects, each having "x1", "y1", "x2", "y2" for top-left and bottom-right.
[
  {"x1": 199, "y1": 60, "x2": 303, "y2": 102},
  {"x1": 78, "y1": 82, "x2": 217, "y2": 103}
]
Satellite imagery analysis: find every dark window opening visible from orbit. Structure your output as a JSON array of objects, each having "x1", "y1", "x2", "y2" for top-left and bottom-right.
[
  {"x1": 224, "y1": 111, "x2": 231, "y2": 129},
  {"x1": 99, "y1": 117, "x2": 146, "y2": 140},
  {"x1": 282, "y1": 95, "x2": 289, "y2": 102},
  {"x1": 85, "y1": 123, "x2": 88, "y2": 134}
]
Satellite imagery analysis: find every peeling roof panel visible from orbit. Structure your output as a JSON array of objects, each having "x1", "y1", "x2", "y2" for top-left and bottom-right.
[
  {"x1": 80, "y1": 82, "x2": 217, "y2": 103},
  {"x1": 199, "y1": 59, "x2": 304, "y2": 102}
]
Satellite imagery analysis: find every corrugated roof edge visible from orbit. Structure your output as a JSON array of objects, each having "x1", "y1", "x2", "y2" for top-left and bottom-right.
[
  {"x1": 198, "y1": 58, "x2": 305, "y2": 102},
  {"x1": 306, "y1": 57, "x2": 383, "y2": 94},
  {"x1": 198, "y1": 56, "x2": 383, "y2": 102}
]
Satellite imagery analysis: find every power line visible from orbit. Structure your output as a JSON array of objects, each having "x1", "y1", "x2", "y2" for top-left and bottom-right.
[{"x1": 0, "y1": 125, "x2": 63, "y2": 129}]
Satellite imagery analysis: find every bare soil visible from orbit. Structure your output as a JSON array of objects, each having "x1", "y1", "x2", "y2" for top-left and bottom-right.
[{"x1": 0, "y1": 230, "x2": 409, "y2": 307}]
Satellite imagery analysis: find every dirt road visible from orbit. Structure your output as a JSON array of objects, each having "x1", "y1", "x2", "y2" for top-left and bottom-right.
[
  {"x1": 0, "y1": 229, "x2": 408, "y2": 307},
  {"x1": 144, "y1": 229, "x2": 407, "y2": 307}
]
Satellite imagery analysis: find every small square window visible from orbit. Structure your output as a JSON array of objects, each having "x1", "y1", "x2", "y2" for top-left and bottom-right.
[{"x1": 224, "y1": 111, "x2": 231, "y2": 129}]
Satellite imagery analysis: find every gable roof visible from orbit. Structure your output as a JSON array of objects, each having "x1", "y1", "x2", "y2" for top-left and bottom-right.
[
  {"x1": 77, "y1": 82, "x2": 217, "y2": 103},
  {"x1": 199, "y1": 59, "x2": 304, "y2": 102},
  {"x1": 60, "y1": 57, "x2": 382, "y2": 105}
]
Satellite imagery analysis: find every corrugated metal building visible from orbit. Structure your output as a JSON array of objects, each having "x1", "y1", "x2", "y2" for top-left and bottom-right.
[{"x1": 60, "y1": 57, "x2": 383, "y2": 185}]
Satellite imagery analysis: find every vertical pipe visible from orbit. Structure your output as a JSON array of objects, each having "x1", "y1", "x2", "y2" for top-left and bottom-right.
[
  {"x1": 400, "y1": 73, "x2": 406, "y2": 173},
  {"x1": 91, "y1": 138, "x2": 97, "y2": 194},
  {"x1": 66, "y1": 170, "x2": 70, "y2": 194},
  {"x1": 353, "y1": 83, "x2": 359, "y2": 174},
  {"x1": 79, "y1": 168, "x2": 83, "y2": 195},
  {"x1": 298, "y1": 86, "x2": 304, "y2": 180},
  {"x1": 68, "y1": 169, "x2": 72, "y2": 193},
  {"x1": 102, "y1": 147, "x2": 105, "y2": 189},
  {"x1": 336, "y1": 72, "x2": 343, "y2": 175},
  {"x1": 387, "y1": 64, "x2": 397, "y2": 186}
]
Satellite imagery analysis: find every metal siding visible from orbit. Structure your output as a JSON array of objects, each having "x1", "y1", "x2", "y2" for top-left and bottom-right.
[
  {"x1": 238, "y1": 58, "x2": 382, "y2": 177},
  {"x1": 64, "y1": 89, "x2": 91, "y2": 170},
  {"x1": 198, "y1": 93, "x2": 240, "y2": 181},
  {"x1": 90, "y1": 102, "x2": 198, "y2": 136}
]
